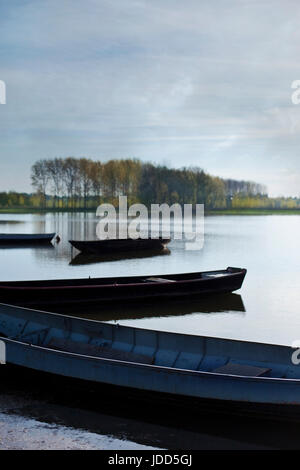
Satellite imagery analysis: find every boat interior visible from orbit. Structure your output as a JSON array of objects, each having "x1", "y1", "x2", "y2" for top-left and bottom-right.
[{"x1": 0, "y1": 303, "x2": 298, "y2": 380}]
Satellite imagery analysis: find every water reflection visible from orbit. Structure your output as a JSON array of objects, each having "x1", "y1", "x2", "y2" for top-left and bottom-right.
[
  {"x1": 0, "y1": 220, "x2": 24, "y2": 225},
  {"x1": 1, "y1": 364, "x2": 299, "y2": 449},
  {"x1": 44, "y1": 293, "x2": 245, "y2": 321},
  {"x1": 4, "y1": 212, "x2": 300, "y2": 344},
  {"x1": 70, "y1": 248, "x2": 171, "y2": 265}
]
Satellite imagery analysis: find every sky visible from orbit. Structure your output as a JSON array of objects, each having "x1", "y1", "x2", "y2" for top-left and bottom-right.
[{"x1": 1, "y1": 0, "x2": 300, "y2": 196}]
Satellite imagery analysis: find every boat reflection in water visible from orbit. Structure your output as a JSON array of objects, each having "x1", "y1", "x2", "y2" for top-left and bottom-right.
[
  {"x1": 47, "y1": 293, "x2": 245, "y2": 321},
  {"x1": 70, "y1": 247, "x2": 171, "y2": 265},
  {"x1": 0, "y1": 220, "x2": 24, "y2": 225}
]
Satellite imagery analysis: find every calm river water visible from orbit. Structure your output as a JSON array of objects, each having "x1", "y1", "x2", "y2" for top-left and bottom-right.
[
  {"x1": 0, "y1": 212, "x2": 299, "y2": 345},
  {"x1": 1, "y1": 212, "x2": 300, "y2": 450}
]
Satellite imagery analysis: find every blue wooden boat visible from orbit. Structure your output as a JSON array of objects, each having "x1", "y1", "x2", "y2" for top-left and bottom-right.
[
  {"x1": 0, "y1": 303, "x2": 299, "y2": 416},
  {"x1": 0, "y1": 233, "x2": 56, "y2": 245}
]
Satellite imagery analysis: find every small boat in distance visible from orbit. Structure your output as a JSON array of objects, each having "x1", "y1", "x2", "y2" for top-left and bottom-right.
[
  {"x1": 0, "y1": 233, "x2": 56, "y2": 245},
  {"x1": 1, "y1": 302, "x2": 300, "y2": 419},
  {"x1": 69, "y1": 237, "x2": 171, "y2": 254},
  {"x1": 0, "y1": 267, "x2": 246, "y2": 307}
]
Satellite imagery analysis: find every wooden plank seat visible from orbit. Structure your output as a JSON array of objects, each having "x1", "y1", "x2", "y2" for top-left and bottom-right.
[
  {"x1": 213, "y1": 362, "x2": 271, "y2": 377},
  {"x1": 145, "y1": 277, "x2": 176, "y2": 283}
]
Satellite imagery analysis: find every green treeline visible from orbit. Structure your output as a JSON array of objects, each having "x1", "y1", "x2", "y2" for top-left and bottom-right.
[
  {"x1": 29, "y1": 157, "x2": 267, "y2": 210},
  {"x1": 0, "y1": 192, "x2": 40, "y2": 208},
  {"x1": 231, "y1": 194, "x2": 300, "y2": 210},
  {"x1": 0, "y1": 157, "x2": 299, "y2": 211}
]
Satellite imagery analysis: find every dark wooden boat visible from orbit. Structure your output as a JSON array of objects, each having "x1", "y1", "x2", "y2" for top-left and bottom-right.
[
  {"x1": 69, "y1": 237, "x2": 171, "y2": 254},
  {"x1": 1, "y1": 301, "x2": 300, "y2": 419},
  {"x1": 0, "y1": 233, "x2": 56, "y2": 245},
  {"x1": 0, "y1": 267, "x2": 246, "y2": 307}
]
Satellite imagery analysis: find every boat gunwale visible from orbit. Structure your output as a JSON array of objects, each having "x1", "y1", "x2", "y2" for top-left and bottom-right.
[
  {"x1": 0, "y1": 268, "x2": 246, "y2": 290},
  {"x1": 69, "y1": 237, "x2": 171, "y2": 243}
]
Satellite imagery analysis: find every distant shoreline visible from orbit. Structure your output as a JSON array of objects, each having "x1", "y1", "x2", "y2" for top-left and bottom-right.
[{"x1": 1, "y1": 207, "x2": 300, "y2": 216}]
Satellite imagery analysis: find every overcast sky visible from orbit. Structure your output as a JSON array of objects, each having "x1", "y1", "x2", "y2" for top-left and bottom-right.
[{"x1": 1, "y1": 0, "x2": 300, "y2": 196}]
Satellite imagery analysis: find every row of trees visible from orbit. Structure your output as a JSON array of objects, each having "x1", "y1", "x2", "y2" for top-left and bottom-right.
[
  {"x1": 31, "y1": 158, "x2": 141, "y2": 209},
  {"x1": 30, "y1": 157, "x2": 267, "y2": 210},
  {"x1": 224, "y1": 179, "x2": 267, "y2": 197},
  {"x1": 0, "y1": 192, "x2": 48, "y2": 208},
  {"x1": 231, "y1": 194, "x2": 300, "y2": 209},
  {"x1": 2, "y1": 190, "x2": 300, "y2": 211},
  {"x1": 1, "y1": 157, "x2": 299, "y2": 210}
]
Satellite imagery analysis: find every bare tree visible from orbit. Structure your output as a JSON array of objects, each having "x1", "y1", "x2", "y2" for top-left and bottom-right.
[
  {"x1": 47, "y1": 158, "x2": 64, "y2": 208},
  {"x1": 31, "y1": 160, "x2": 50, "y2": 208},
  {"x1": 78, "y1": 158, "x2": 94, "y2": 209},
  {"x1": 62, "y1": 157, "x2": 80, "y2": 209}
]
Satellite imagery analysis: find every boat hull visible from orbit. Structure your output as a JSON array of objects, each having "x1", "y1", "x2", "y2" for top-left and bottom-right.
[
  {"x1": 2, "y1": 362, "x2": 300, "y2": 423},
  {"x1": 2, "y1": 331, "x2": 300, "y2": 414},
  {"x1": 0, "y1": 233, "x2": 55, "y2": 245},
  {"x1": 69, "y1": 238, "x2": 171, "y2": 254},
  {"x1": 0, "y1": 339, "x2": 296, "y2": 402},
  {"x1": 0, "y1": 267, "x2": 246, "y2": 306}
]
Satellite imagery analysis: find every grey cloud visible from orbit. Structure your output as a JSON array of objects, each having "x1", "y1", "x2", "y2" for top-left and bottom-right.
[{"x1": 1, "y1": 0, "x2": 300, "y2": 194}]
